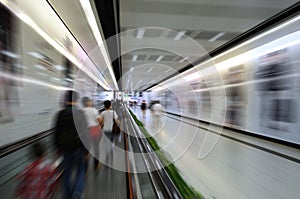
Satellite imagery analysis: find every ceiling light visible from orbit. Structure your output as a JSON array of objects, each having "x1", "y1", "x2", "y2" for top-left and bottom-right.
[
  {"x1": 146, "y1": 68, "x2": 153, "y2": 72},
  {"x1": 174, "y1": 31, "x2": 186, "y2": 40},
  {"x1": 137, "y1": 28, "x2": 145, "y2": 39},
  {"x1": 34, "y1": 65, "x2": 46, "y2": 70},
  {"x1": 130, "y1": 68, "x2": 134, "y2": 72},
  {"x1": 152, "y1": 86, "x2": 164, "y2": 92},
  {"x1": 147, "y1": 14, "x2": 300, "y2": 91},
  {"x1": 0, "y1": 71, "x2": 71, "y2": 90},
  {"x1": 15, "y1": 64, "x2": 27, "y2": 69},
  {"x1": 0, "y1": 1, "x2": 111, "y2": 90},
  {"x1": 0, "y1": 50, "x2": 19, "y2": 58},
  {"x1": 132, "y1": 54, "x2": 138, "y2": 61},
  {"x1": 54, "y1": 65, "x2": 65, "y2": 71},
  {"x1": 28, "y1": 51, "x2": 44, "y2": 59},
  {"x1": 156, "y1": 56, "x2": 164, "y2": 62},
  {"x1": 79, "y1": 0, "x2": 118, "y2": 90},
  {"x1": 209, "y1": 32, "x2": 225, "y2": 42},
  {"x1": 51, "y1": 77, "x2": 60, "y2": 82},
  {"x1": 184, "y1": 72, "x2": 201, "y2": 82},
  {"x1": 179, "y1": 56, "x2": 189, "y2": 63},
  {"x1": 216, "y1": 30, "x2": 300, "y2": 71}
]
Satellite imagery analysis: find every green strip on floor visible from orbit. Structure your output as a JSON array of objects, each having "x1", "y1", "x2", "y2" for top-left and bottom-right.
[{"x1": 128, "y1": 109, "x2": 205, "y2": 199}]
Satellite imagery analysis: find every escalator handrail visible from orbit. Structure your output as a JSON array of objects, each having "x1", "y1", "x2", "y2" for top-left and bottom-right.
[
  {"x1": 124, "y1": 111, "x2": 161, "y2": 199},
  {"x1": 125, "y1": 107, "x2": 183, "y2": 199},
  {"x1": 0, "y1": 129, "x2": 53, "y2": 159}
]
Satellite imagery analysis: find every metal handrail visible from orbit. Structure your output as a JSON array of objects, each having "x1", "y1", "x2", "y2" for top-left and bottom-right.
[
  {"x1": 125, "y1": 107, "x2": 183, "y2": 199},
  {"x1": 0, "y1": 129, "x2": 54, "y2": 158}
]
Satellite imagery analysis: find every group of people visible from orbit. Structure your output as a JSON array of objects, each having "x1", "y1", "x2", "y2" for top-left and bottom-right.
[
  {"x1": 17, "y1": 90, "x2": 120, "y2": 199},
  {"x1": 54, "y1": 90, "x2": 121, "y2": 199},
  {"x1": 17, "y1": 91, "x2": 167, "y2": 199}
]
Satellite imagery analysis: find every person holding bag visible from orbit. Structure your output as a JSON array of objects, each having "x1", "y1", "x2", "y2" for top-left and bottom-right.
[
  {"x1": 99, "y1": 100, "x2": 120, "y2": 159},
  {"x1": 82, "y1": 97, "x2": 102, "y2": 170}
]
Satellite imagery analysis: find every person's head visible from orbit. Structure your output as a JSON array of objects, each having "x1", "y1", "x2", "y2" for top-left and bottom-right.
[
  {"x1": 104, "y1": 100, "x2": 111, "y2": 110},
  {"x1": 82, "y1": 97, "x2": 93, "y2": 107},
  {"x1": 64, "y1": 90, "x2": 79, "y2": 105}
]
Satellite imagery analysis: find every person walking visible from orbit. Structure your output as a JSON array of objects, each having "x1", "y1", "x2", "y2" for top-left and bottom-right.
[
  {"x1": 82, "y1": 97, "x2": 101, "y2": 170},
  {"x1": 53, "y1": 90, "x2": 90, "y2": 199},
  {"x1": 141, "y1": 100, "x2": 147, "y2": 118},
  {"x1": 99, "y1": 100, "x2": 119, "y2": 162},
  {"x1": 151, "y1": 102, "x2": 164, "y2": 129}
]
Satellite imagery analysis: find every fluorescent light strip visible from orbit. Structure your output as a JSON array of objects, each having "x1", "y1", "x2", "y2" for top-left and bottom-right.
[
  {"x1": 132, "y1": 54, "x2": 138, "y2": 61},
  {"x1": 54, "y1": 65, "x2": 65, "y2": 71},
  {"x1": 208, "y1": 32, "x2": 225, "y2": 42},
  {"x1": 51, "y1": 77, "x2": 60, "y2": 82},
  {"x1": 151, "y1": 14, "x2": 300, "y2": 91},
  {"x1": 153, "y1": 29, "x2": 300, "y2": 91},
  {"x1": 0, "y1": 50, "x2": 19, "y2": 58},
  {"x1": 34, "y1": 65, "x2": 46, "y2": 70},
  {"x1": 0, "y1": 71, "x2": 70, "y2": 90},
  {"x1": 216, "y1": 30, "x2": 300, "y2": 71},
  {"x1": 137, "y1": 28, "x2": 145, "y2": 39},
  {"x1": 0, "y1": 0, "x2": 111, "y2": 90},
  {"x1": 28, "y1": 51, "x2": 44, "y2": 59},
  {"x1": 174, "y1": 31, "x2": 186, "y2": 40},
  {"x1": 156, "y1": 56, "x2": 164, "y2": 62},
  {"x1": 152, "y1": 85, "x2": 165, "y2": 92},
  {"x1": 79, "y1": 0, "x2": 118, "y2": 90},
  {"x1": 214, "y1": 14, "x2": 300, "y2": 59}
]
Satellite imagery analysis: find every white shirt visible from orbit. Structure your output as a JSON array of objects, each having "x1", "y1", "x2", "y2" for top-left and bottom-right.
[
  {"x1": 100, "y1": 110, "x2": 118, "y2": 132},
  {"x1": 84, "y1": 107, "x2": 100, "y2": 127},
  {"x1": 152, "y1": 103, "x2": 164, "y2": 116}
]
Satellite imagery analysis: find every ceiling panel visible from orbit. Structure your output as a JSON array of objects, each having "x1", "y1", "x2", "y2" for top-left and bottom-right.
[{"x1": 120, "y1": 0, "x2": 299, "y2": 91}]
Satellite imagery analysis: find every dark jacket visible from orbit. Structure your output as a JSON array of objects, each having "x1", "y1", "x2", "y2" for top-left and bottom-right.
[{"x1": 54, "y1": 105, "x2": 90, "y2": 152}]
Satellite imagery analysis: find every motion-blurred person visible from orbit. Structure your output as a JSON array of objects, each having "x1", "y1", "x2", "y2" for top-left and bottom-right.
[
  {"x1": 82, "y1": 97, "x2": 101, "y2": 170},
  {"x1": 141, "y1": 100, "x2": 147, "y2": 118},
  {"x1": 16, "y1": 142, "x2": 60, "y2": 199},
  {"x1": 53, "y1": 90, "x2": 89, "y2": 199},
  {"x1": 99, "y1": 100, "x2": 119, "y2": 161},
  {"x1": 151, "y1": 102, "x2": 164, "y2": 129}
]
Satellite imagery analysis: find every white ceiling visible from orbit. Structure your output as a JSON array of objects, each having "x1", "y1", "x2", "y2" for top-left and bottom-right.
[{"x1": 119, "y1": 0, "x2": 299, "y2": 91}]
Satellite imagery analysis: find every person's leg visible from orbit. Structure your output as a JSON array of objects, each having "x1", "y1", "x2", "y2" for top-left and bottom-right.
[
  {"x1": 62, "y1": 152, "x2": 73, "y2": 199},
  {"x1": 142, "y1": 109, "x2": 146, "y2": 117},
  {"x1": 73, "y1": 148, "x2": 87, "y2": 198},
  {"x1": 104, "y1": 131, "x2": 111, "y2": 163},
  {"x1": 93, "y1": 136, "x2": 100, "y2": 169}
]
